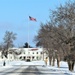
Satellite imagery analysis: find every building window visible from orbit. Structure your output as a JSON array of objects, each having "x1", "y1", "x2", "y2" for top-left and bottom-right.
[
  {"x1": 19, "y1": 56, "x2": 22, "y2": 59},
  {"x1": 36, "y1": 56, "x2": 39, "y2": 60},
  {"x1": 32, "y1": 56, "x2": 34, "y2": 60},
  {"x1": 1, "y1": 56, "x2": 3, "y2": 59},
  {"x1": 36, "y1": 52, "x2": 38, "y2": 54},
  {"x1": 24, "y1": 56, "x2": 26, "y2": 59},
  {"x1": 28, "y1": 56, "x2": 31, "y2": 59}
]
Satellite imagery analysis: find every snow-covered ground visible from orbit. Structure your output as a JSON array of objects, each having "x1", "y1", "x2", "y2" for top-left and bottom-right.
[{"x1": 0, "y1": 60, "x2": 75, "y2": 75}]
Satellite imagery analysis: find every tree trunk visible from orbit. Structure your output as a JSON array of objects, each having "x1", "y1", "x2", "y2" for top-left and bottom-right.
[
  {"x1": 49, "y1": 57, "x2": 52, "y2": 65},
  {"x1": 68, "y1": 60, "x2": 74, "y2": 71},
  {"x1": 72, "y1": 62, "x2": 74, "y2": 71},
  {"x1": 57, "y1": 57, "x2": 60, "y2": 67},
  {"x1": 52, "y1": 57, "x2": 55, "y2": 66}
]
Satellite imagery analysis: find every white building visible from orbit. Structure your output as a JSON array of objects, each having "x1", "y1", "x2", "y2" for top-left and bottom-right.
[
  {"x1": 18, "y1": 48, "x2": 43, "y2": 61},
  {"x1": 1, "y1": 48, "x2": 47, "y2": 61}
]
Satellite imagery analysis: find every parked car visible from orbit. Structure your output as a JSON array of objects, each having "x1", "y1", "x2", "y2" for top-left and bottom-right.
[{"x1": 26, "y1": 58, "x2": 30, "y2": 62}]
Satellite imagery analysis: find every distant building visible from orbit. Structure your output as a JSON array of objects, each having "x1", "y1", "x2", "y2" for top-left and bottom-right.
[
  {"x1": 18, "y1": 48, "x2": 44, "y2": 61},
  {"x1": 0, "y1": 48, "x2": 47, "y2": 61}
]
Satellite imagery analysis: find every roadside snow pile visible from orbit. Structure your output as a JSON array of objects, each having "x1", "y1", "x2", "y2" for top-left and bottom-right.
[{"x1": 47, "y1": 61, "x2": 75, "y2": 75}]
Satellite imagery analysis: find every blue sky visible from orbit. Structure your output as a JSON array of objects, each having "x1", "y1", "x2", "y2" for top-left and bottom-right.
[{"x1": 0, "y1": 0, "x2": 69, "y2": 47}]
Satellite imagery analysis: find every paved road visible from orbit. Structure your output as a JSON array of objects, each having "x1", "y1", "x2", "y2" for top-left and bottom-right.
[{"x1": 0, "y1": 65, "x2": 71, "y2": 75}]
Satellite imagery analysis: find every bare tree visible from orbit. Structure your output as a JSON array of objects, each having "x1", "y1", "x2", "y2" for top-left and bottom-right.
[
  {"x1": 3, "y1": 31, "x2": 17, "y2": 58},
  {"x1": 34, "y1": 23, "x2": 57, "y2": 66},
  {"x1": 51, "y1": 1, "x2": 75, "y2": 71},
  {"x1": 8, "y1": 48, "x2": 22, "y2": 59},
  {"x1": 34, "y1": 1, "x2": 75, "y2": 71}
]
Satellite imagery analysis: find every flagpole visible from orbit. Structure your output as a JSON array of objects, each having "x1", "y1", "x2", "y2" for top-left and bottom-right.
[
  {"x1": 28, "y1": 18, "x2": 29, "y2": 48},
  {"x1": 28, "y1": 16, "x2": 37, "y2": 48}
]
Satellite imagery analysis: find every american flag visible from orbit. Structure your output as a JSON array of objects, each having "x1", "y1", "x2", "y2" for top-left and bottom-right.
[{"x1": 29, "y1": 16, "x2": 36, "y2": 21}]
